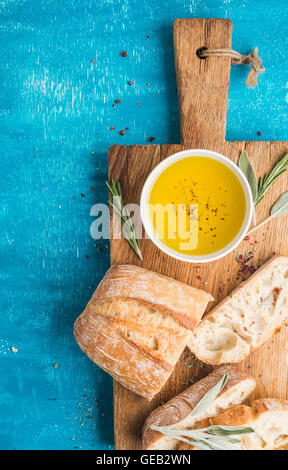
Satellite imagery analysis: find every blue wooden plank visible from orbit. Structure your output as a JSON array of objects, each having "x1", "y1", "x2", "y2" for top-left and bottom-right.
[{"x1": 0, "y1": 0, "x2": 287, "y2": 450}]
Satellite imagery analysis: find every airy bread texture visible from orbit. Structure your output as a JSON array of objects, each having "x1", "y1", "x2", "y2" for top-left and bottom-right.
[
  {"x1": 189, "y1": 256, "x2": 288, "y2": 364},
  {"x1": 74, "y1": 264, "x2": 213, "y2": 400},
  {"x1": 179, "y1": 398, "x2": 288, "y2": 450},
  {"x1": 142, "y1": 365, "x2": 256, "y2": 449}
]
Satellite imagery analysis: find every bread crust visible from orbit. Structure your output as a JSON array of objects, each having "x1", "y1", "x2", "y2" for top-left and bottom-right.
[
  {"x1": 189, "y1": 255, "x2": 288, "y2": 364},
  {"x1": 95, "y1": 265, "x2": 213, "y2": 330},
  {"x1": 74, "y1": 264, "x2": 213, "y2": 400},
  {"x1": 74, "y1": 313, "x2": 173, "y2": 400},
  {"x1": 142, "y1": 365, "x2": 256, "y2": 449}
]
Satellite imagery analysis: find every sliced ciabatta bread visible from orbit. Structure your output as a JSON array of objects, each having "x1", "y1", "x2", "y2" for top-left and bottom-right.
[
  {"x1": 142, "y1": 365, "x2": 256, "y2": 449},
  {"x1": 189, "y1": 255, "x2": 288, "y2": 364},
  {"x1": 178, "y1": 398, "x2": 288, "y2": 450},
  {"x1": 74, "y1": 264, "x2": 213, "y2": 400}
]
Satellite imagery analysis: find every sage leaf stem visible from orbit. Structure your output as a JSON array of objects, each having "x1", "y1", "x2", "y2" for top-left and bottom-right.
[{"x1": 247, "y1": 191, "x2": 288, "y2": 235}]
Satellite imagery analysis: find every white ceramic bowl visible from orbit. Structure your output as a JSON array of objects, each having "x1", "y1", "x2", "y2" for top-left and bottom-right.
[{"x1": 140, "y1": 149, "x2": 253, "y2": 263}]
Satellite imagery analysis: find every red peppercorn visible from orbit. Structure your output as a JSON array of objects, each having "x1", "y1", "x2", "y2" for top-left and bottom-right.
[
  {"x1": 86, "y1": 255, "x2": 89, "y2": 259},
  {"x1": 91, "y1": 59, "x2": 96, "y2": 63},
  {"x1": 146, "y1": 83, "x2": 150, "y2": 87},
  {"x1": 120, "y1": 51, "x2": 127, "y2": 57},
  {"x1": 136, "y1": 102, "x2": 140, "y2": 106},
  {"x1": 125, "y1": 127, "x2": 129, "y2": 130},
  {"x1": 119, "y1": 130, "x2": 125, "y2": 136},
  {"x1": 114, "y1": 99, "x2": 122, "y2": 104},
  {"x1": 127, "y1": 81, "x2": 133, "y2": 85},
  {"x1": 147, "y1": 137, "x2": 155, "y2": 142},
  {"x1": 257, "y1": 131, "x2": 262, "y2": 136},
  {"x1": 90, "y1": 187, "x2": 94, "y2": 190},
  {"x1": 110, "y1": 126, "x2": 115, "y2": 130},
  {"x1": 81, "y1": 193, "x2": 85, "y2": 197}
]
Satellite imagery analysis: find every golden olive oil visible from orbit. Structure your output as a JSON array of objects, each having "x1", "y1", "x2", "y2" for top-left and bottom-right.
[{"x1": 149, "y1": 157, "x2": 246, "y2": 256}]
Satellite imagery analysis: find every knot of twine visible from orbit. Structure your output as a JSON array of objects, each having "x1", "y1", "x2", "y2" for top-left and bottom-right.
[{"x1": 197, "y1": 47, "x2": 265, "y2": 88}]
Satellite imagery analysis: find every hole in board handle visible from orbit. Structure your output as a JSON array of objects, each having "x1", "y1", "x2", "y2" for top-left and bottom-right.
[{"x1": 196, "y1": 47, "x2": 208, "y2": 59}]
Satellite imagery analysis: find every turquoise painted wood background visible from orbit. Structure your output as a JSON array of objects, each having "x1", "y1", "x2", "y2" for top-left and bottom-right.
[{"x1": 1, "y1": 0, "x2": 287, "y2": 450}]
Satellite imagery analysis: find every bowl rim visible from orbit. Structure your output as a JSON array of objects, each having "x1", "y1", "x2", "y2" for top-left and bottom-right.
[{"x1": 140, "y1": 148, "x2": 254, "y2": 263}]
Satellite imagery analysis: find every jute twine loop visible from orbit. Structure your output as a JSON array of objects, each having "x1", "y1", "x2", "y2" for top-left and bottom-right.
[{"x1": 197, "y1": 47, "x2": 265, "y2": 88}]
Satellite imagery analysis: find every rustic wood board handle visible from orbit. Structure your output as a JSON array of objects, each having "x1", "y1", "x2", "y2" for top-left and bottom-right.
[{"x1": 174, "y1": 18, "x2": 232, "y2": 147}]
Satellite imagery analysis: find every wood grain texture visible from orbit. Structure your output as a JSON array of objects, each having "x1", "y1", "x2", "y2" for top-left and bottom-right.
[
  {"x1": 174, "y1": 18, "x2": 232, "y2": 147},
  {"x1": 109, "y1": 19, "x2": 288, "y2": 450}
]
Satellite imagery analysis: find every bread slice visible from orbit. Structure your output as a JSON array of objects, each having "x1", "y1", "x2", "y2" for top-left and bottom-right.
[
  {"x1": 142, "y1": 365, "x2": 256, "y2": 449},
  {"x1": 189, "y1": 255, "x2": 288, "y2": 364},
  {"x1": 178, "y1": 398, "x2": 288, "y2": 450},
  {"x1": 74, "y1": 264, "x2": 213, "y2": 400}
]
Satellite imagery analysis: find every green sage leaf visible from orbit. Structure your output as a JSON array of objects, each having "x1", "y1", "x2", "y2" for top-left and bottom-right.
[
  {"x1": 239, "y1": 151, "x2": 258, "y2": 203},
  {"x1": 189, "y1": 373, "x2": 229, "y2": 417},
  {"x1": 270, "y1": 192, "x2": 288, "y2": 217},
  {"x1": 205, "y1": 425, "x2": 254, "y2": 436}
]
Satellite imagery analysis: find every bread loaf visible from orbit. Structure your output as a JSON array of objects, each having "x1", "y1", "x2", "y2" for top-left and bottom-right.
[
  {"x1": 142, "y1": 365, "x2": 256, "y2": 449},
  {"x1": 74, "y1": 264, "x2": 213, "y2": 400},
  {"x1": 179, "y1": 398, "x2": 288, "y2": 450},
  {"x1": 189, "y1": 255, "x2": 288, "y2": 364}
]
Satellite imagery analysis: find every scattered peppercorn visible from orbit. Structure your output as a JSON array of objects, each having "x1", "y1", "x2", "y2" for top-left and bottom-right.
[
  {"x1": 147, "y1": 137, "x2": 155, "y2": 142},
  {"x1": 120, "y1": 51, "x2": 127, "y2": 57},
  {"x1": 235, "y1": 248, "x2": 258, "y2": 280},
  {"x1": 91, "y1": 59, "x2": 96, "y2": 63},
  {"x1": 114, "y1": 99, "x2": 122, "y2": 104},
  {"x1": 110, "y1": 126, "x2": 115, "y2": 130},
  {"x1": 119, "y1": 130, "x2": 125, "y2": 136},
  {"x1": 127, "y1": 81, "x2": 133, "y2": 85},
  {"x1": 81, "y1": 193, "x2": 85, "y2": 197},
  {"x1": 257, "y1": 131, "x2": 262, "y2": 136}
]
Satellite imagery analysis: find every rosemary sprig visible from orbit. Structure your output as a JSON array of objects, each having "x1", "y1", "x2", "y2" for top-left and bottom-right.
[
  {"x1": 150, "y1": 374, "x2": 254, "y2": 451},
  {"x1": 239, "y1": 152, "x2": 288, "y2": 208},
  {"x1": 106, "y1": 179, "x2": 143, "y2": 260},
  {"x1": 255, "y1": 153, "x2": 288, "y2": 206}
]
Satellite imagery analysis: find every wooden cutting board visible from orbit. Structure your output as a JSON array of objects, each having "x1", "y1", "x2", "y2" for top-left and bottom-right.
[{"x1": 109, "y1": 18, "x2": 288, "y2": 450}]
